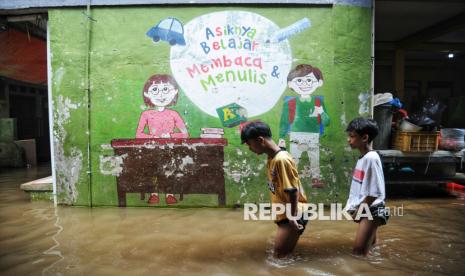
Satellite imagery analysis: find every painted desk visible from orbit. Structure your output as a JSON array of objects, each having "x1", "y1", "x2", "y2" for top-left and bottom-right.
[{"x1": 111, "y1": 138, "x2": 228, "y2": 207}]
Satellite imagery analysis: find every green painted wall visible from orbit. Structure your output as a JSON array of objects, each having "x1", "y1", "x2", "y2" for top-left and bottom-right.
[{"x1": 49, "y1": 5, "x2": 372, "y2": 207}]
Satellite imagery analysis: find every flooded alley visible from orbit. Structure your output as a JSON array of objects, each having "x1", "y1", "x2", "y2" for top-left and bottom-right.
[
  {"x1": 1, "y1": 1, "x2": 465, "y2": 275},
  {"x1": 1, "y1": 165, "x2": 464, "y2": 275}
]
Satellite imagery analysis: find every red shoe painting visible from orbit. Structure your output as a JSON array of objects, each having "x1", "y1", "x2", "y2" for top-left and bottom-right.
[
  {"x1": 147, "y1": 193, "x2": 160, "y2": 204},
  {"x1": 165, "y1": 194, "x2": 178, "y2": 204}
]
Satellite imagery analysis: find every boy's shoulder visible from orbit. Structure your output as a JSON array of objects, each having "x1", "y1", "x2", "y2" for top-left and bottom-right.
[
  {"x1": 361, "y1": 151, "x2": 381, "y2": 164},
  {"x1": 273, "y1": 151, "x2": 294, "y2": 163},
  {"x1": 270, "y1": 151, "x2": 297, "y2": 173},
  {"x1": 365, "y1": 151, "x2": 380, "y2": 159}
]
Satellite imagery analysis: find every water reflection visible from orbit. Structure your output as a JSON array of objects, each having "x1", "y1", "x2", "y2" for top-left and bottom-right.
[
  {"x1": 0, "y1": 165, "x2": 464, "y2": 275},
  {"x1": 42, "y1": 207, "x2": 64, "y2": 276}
]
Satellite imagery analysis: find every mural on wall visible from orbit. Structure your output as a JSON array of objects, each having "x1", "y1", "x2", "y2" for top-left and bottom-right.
[
  {"x1": 111, "y1": 137, "x2": 227, "y2": 207},
  {"x1": 169, "y1": 11, "x2": 310, "y2": 125},
  {"x1": 278, "y1": 64, "x2": 330, "y2": 189},
  {"x1": 135, "y1": 74, "x2": 188, "y2": 204},
  {"x1": 135, "y1": 74, "x2": 189, "y2": 139},
  {"x1": 108, "y1": 11, "x2": 315, "y2": 207},
  {"x1": 50, "y1": 5, "x2": 374, "y2": 206},
  {"x1": 111, "y1": 73, "x2": 228, "y2": 207},
  {"x1": 146, "y1": 17, "x2": 186, "y2": 46}
]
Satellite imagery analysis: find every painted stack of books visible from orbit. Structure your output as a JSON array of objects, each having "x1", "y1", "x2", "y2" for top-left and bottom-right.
[{"x1": 200, "y1": 128, "x2": 224, "y2": 139}]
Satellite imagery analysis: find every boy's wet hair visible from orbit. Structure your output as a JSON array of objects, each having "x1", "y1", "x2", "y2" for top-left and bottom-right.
[
  {"x1": 346, "y1": 117, "x2": 379, "y2": 142},
  {"x1": 240, "y1": 121, "x2": 272, "y2": 144}
]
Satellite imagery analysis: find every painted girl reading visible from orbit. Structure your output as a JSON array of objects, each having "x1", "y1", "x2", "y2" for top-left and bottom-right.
[{"x1": 136, "y1": 74, "x2": 189, "y2": 204}]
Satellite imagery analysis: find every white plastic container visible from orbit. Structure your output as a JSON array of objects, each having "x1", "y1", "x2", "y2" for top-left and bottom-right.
[{"x1": 399, "y1": 120, "x2": 422, "y2": 132}]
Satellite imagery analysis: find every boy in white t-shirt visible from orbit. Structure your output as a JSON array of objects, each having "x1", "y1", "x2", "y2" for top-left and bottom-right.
[{"x1": 345, "y1": 117, "x2": 389, "y2": 256}]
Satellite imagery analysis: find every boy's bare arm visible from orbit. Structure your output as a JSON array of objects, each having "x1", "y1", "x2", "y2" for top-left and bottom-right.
[
  {"x1": 284, "y1": 188, "x2": 303, "y2": 231},
  {"x1": 285, "y1": 188, "x2": 298, "y2": 216},
  {"x1": 352, "y1": 196, "x2": 377, "y2": 219},
  {"x1": 362, "y1": 196, "x2": 377, "y2": 206}
]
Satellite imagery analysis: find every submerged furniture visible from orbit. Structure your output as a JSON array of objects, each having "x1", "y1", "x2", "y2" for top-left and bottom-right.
[{"x1": 111, "y1": 138, "x2": 227, "y2": 207}]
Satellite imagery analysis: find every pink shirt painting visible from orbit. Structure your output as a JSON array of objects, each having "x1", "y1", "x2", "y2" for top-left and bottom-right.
[{"x1": 136, "y1": 109, "x2": 188, "y2": 138}]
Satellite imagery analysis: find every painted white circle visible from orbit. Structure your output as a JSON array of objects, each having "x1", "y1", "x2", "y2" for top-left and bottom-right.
[{"x1": 170, "y1": 11, "x2": 292, "y2": 117}]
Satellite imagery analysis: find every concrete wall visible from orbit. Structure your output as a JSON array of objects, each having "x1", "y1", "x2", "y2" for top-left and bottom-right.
[{"x1": 49, "y1": 4, "x2": 373, "y2": 206}]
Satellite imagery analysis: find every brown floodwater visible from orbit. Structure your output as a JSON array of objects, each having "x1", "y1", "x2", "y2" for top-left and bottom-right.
[{"x1": 1, "y1": 164, "x2": 465, "y2": 275}]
